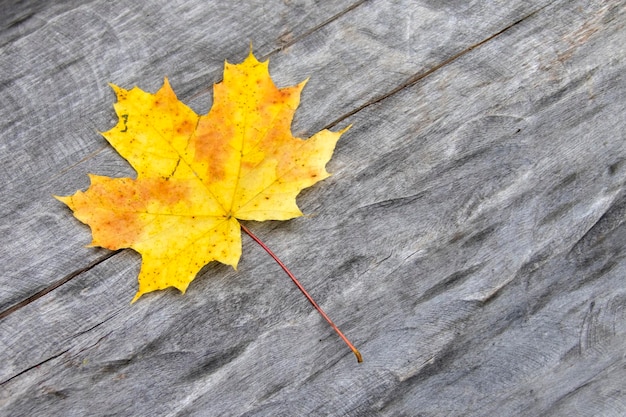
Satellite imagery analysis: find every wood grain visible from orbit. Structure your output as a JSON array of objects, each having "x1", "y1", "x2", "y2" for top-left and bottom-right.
[{"x1": 1, "y1": 0, "x2": 625, "y2": 415}]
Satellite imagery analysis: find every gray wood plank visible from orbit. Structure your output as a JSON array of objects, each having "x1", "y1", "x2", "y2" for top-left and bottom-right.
[{"x1": 2, "y1": 0, "x2": 626, "y2": 416}]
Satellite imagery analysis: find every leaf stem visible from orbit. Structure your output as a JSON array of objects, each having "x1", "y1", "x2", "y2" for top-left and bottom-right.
[{"x1": 240, "y1": 223, "x2": 362, "y2": 363}]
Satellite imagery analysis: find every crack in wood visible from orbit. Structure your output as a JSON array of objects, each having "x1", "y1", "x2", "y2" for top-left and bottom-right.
[
  {"x1": 323, "y1": 3, "x2": 554, "y2": 130},
  {"x1": 0, "y1": 348, "x2": 69, "y2": 386},
  {"x1": 0, "y1": 250, "x2": 121, "y2": 321},
  {"x1": 264, "y1": 0, "x2": 369, "y2": 57}
]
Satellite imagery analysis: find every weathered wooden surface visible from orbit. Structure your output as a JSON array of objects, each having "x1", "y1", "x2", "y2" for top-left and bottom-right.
[{"x1": 1, "y1": 0, "x2": 625, "y2": 415}]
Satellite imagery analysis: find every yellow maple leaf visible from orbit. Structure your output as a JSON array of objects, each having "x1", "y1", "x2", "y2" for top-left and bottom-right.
[{"x1": 57, "y1": 51, "x2": 348, "y2": 303}]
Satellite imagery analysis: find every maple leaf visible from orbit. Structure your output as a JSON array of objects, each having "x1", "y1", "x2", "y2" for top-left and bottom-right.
[
  {"x1": 57, "y1": 51, "x2": 348, "y2": 301},
  {"x1": 57, "y1": 50, "x2": 362, "y2": 362}
]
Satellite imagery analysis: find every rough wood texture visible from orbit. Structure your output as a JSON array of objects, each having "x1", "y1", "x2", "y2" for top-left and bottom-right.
[{"x1": 2, "y1": 0, "x2": 625, "y2": 415}]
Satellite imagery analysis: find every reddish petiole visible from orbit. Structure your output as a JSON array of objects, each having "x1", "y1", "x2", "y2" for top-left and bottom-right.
[{"x1": 240, "y1": 223, "x2": 362, "y2": 363}]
